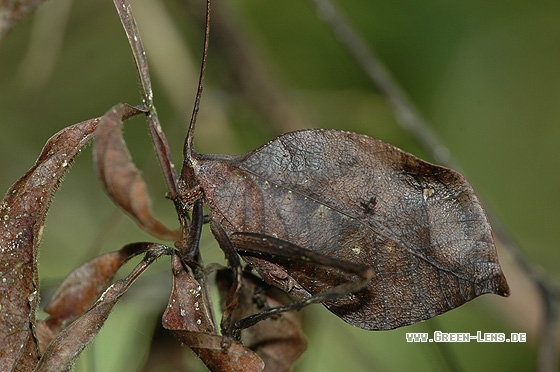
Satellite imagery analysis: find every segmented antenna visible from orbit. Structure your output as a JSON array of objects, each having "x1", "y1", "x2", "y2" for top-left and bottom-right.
[{"x1": 184, "y1": 0, "x2": 211, "y2": 158}]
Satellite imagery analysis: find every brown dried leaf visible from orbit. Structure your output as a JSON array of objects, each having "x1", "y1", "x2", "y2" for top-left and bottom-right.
[
  {"x1": 163, "y1": 255, "x2": 264, "y2": 372},
  {"x1": 0, "y1": 118, "x2": 99, "y2": 371},
  {"x1": 192, "y1": 129, "x2": 510, "y2": 330},
  {"x1": 43, "y1": 243, "x2": 154, "y2": 340},
  {"x1": 216, "y1": 270, "x2": 307, "y2": 372},
  {"x1": 35, "y1": 244, "x2": 169, "y2": 372},
  {"x1": 93, "y1": 103, "x2": 179, "y2": 241},
  {"x1": 162, "y1": 256, "x2": 215, "y2": 334},
  {"x1": 171, "y1": 330, "x2": 265, "y2": 372}
]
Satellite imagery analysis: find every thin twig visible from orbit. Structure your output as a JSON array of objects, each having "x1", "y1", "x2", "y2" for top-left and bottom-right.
[
  {"x1": 308, "y1": 0, "x2": 455, "y2": 169},
  {"x1": 114, "y1": 0, "x2": 179, "y2": 198},
  {"x1": 307, "y1": 0, "x2": 558, "y2": 370}
]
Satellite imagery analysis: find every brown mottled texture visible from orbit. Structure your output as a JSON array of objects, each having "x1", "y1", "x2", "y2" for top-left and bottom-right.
[
  {"x1": 163, "y1": 255, "x2": 265, "y2": 372},
  {"x1": 191, "y1": 129, "x2": 509, "y2": 330},
  {"x1": 0, "y1": 118, "x2": 99, "y2": 371},
  {"x1": 93, "y1": 103, "x2": 179, "y2": 241},
  {"x1": 43, "y1": 242, "x2": 156, "y2": 341},
  {"x1": 36, "y1": 244, "x2": 170, "y2": 372}
]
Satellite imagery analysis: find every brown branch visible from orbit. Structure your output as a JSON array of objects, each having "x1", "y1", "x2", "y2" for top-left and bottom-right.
[{"x1": 114, "y1": 0, "x2": 179, "y2": 198}]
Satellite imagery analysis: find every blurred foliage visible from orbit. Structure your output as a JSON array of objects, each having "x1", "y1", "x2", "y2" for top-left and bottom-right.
[{"x1": 1, "y1": 0, "x2": 559, "y2": 371}]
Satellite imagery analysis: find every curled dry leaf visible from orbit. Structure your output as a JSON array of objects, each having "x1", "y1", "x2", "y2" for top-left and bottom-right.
[
  {"x1": 93, "y1": 103, "x2": 180, "y2": 241},
  {"x1": 35, "y1": 244, "x2": 170, "y2": 372},
  {"x1": 163, "y1": 255, "x2": 265, "y2": 372},
  {"x1": 43, "y1": 242, "x2": 155, "y2": 342},
  {"x1": 0, "y1": 118, "x2": 99, "y2": 371},
  {"x1": 216, "y1": 269, "x2": 307, "y2": 372},
  {"x1": 190, "y1": 129, "x2": 510, "y2": 330}
]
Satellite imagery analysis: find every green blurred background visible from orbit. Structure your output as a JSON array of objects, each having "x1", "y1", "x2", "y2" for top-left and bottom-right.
[{"x1": 1, "y1": 0, "x2": 558, "y2": 371}]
